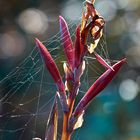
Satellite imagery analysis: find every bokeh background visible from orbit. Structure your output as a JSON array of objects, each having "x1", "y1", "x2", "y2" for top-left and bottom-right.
[{"x1": 0, "y1": 0, "x2": 140, "y2": 140}]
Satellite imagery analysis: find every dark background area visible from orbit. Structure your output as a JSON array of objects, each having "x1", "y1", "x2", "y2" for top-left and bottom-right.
[{"x1": 0, "y1": 0, "x2": 140, "y2": 140}]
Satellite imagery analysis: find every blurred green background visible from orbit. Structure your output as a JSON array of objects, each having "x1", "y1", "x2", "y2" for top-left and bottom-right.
[{"x1": 0, "y1": 0, "x2": 140, "y2": 140}]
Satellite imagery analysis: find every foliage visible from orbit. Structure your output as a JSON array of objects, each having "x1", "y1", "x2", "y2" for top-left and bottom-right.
[{"x1": 35, "y1": 0, "x2": 126, "y2": 140}]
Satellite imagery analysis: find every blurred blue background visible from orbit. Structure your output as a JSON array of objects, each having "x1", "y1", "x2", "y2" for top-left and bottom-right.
[{"x1": 0, "y1": 0, "x2": 140, "y2": 140}]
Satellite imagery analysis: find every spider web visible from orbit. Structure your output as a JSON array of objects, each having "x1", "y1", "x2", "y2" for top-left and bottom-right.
[{"x1": 0, "y1": 15, "x2": 116, "y2": 140}]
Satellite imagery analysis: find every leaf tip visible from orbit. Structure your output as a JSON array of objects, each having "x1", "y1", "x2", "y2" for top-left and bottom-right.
[
  {"x1": 121, "y1": 58, "x2": 126, "y2": 63},
  {"x1": 59, "y1": 15, "x2": 64, "y2": 21},
  {"x1": 59, "y1": 15, "x2": 66, "y2": 28},
  {"x1": 35, "y1": 38, "x2": 40, "y2": 45}
]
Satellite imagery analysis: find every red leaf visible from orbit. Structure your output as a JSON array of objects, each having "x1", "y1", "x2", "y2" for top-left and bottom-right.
[
  {"x1": 59, "y1": 16, "x2": 74, "y2": 70},
  {"x1": 94, "y1": 52, "x2": 114, "y2": 71},
  {"x1": 74, "y1": 25, "x2": 85, "y2": 68},
  {"x1": 35, "y1": 38, "x2": 65, "y2": 92},
  {"x1": 74, "y1": 58, "x2": 126, "y2": 117}
]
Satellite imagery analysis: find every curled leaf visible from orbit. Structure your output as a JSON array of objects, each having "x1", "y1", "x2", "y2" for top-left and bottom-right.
[
  {"x1": 87, "y1": 17, "x2": 105, "y2": 53},
  {"x1": 91, "y1": 18, "x2": 104, "y2": 40},
  {"x1": 81, "y1": 0, "x2": 105, "y2": 53},
  {"x1": 74, "y1": 58, "x2": 126, "y2": 117}
]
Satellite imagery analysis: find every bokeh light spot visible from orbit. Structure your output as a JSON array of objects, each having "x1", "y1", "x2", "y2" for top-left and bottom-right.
[
  {"x1": 117, "y1": 0, "x2": 140, "y2": 11},
  {"x1": 96, "y1": 0, "x2": 117, "y2": 21},
  {"x1": 0, "y1": 31, "x2": 26, "y2": 58},
  {"x1": 61, "y1": 1, "x2": 82, "y2": 21},
  {"x1": 18, "y1": 8, "x2": 48, "y2": 34},
  {"x1": 119, "y1": 79, "x2": 139, "y2": 102}
]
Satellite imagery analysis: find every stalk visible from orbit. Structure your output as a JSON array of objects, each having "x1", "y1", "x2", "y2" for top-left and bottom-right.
[
  {"x1": 61, "y1": 113, "x2": 71, "y2": 140},
  {"x1": 61, "y1": 75, "x2": 80, "y2": 140}
]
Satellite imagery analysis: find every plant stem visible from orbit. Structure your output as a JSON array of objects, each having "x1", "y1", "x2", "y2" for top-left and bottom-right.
[
  {"x1": 61, "y1": 113, "x2": 71, "y2": 140},
  {"x1": 61, "y1": 81, "x2": 80, "y2": 140}
]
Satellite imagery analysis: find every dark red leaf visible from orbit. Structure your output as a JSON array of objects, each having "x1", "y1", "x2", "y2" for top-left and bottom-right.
[
  {"x1": 94, "y1": 52, "x2": 114, "y2": 71},
  {"x1": 59, "y1": 16, "x2": 74, "y2": 70},
  {"x1": 35, "y1": 38, "x2": 65, "y2": 92},
  {"x1": 74, "y1": 58, "x2": 126, "y2": 117}
]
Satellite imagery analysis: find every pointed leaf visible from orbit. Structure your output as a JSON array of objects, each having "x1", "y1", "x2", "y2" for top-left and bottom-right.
[
  {"x1": 35, "y1": 38, "x2": 65, "y2": 92},
  {"x1": 74, "y1": 58, "x2": 126, "y2": 117},
  {"x1": 45, "y1": 97, "x2": 58, "y2": 140},
  {"x1": 94, "y1": 52, "x2": 114, "y2": 71},
  {"x1": 59, "y1": 16, "x2": 74, "y2": 70}
]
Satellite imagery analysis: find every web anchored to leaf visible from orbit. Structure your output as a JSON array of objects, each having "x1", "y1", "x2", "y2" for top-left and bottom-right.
[
  {"x1": 0, "y1": 21, "x2": 77, "y2": 140},
  {"x1": 0, "y1": 1, "x2": 125, "y2": 140},
  {"x1": 0, "y1": 28, "x2": 109, "y2": 140}
]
